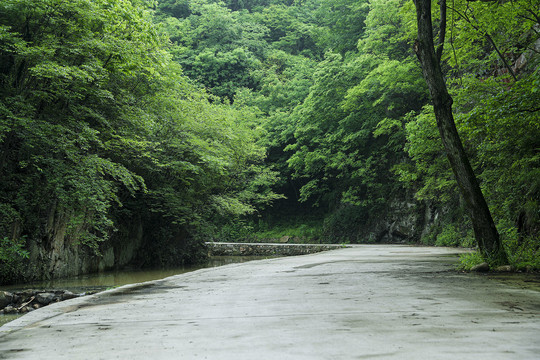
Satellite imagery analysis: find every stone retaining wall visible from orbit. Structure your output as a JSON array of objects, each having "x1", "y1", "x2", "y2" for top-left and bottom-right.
[{"x1": 205, "y1": 242, "x2": 345, "y2": 257}]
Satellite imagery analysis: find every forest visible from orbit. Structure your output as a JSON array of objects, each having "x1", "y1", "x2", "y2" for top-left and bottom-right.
[{"x1": 0, "y1": 0, "x2": 538, "y2": 283}]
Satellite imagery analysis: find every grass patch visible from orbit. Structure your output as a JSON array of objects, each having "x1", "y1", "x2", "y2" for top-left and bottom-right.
[{"x1": 456, "y1": 251, "x2": 484, "y2": 270}]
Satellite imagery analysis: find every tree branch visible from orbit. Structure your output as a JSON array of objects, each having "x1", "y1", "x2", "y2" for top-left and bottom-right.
[
  {"x1": 449, "y1": 0, "x2": 461, "y2": 83},
  {"x1": 447, "y1": 3, "x2": 517, "y2": 81},
  {"x1": 483, "y1": 31, "x2": 518, "y2": 81},
  {"x1": 436, "y1": 0, "x2": 447, "y2": 63},
  {"x1": 525, "y1": 8, "x2": 540, "y2": 24}
]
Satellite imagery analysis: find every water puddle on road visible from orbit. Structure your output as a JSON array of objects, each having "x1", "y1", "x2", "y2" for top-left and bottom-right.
[{"x1": 0, "y1": 256, "x2": 273, "y2": 326}]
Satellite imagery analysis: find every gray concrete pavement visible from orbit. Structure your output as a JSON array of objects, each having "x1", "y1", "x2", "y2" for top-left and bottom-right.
[{"x1": 1, "y1": 245, "x2": 539, "y2": 359}]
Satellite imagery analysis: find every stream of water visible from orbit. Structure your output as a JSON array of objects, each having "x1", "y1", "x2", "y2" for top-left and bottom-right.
[{"x1": 1, "y1": 256, "x2": 271, "y2": 293}]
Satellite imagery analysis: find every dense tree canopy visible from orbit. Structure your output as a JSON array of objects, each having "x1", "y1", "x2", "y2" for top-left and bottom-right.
[
  {"x1": 0, "y1": 0, "x2": 280, "y2": 281},
  {"x1": 1, "y1": 0, "x2": 538, "y2": 281}
]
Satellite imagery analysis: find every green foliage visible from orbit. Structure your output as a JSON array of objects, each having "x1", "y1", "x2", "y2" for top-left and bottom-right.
[
  {"x1": 398, "y1": 106, "x2": 456, "y2": 202},
  {"x1": 442, "y1": 0, "x2": 537, "y2": 77},
  {"x1": 0, "y1": 236, "x2": 29, "y2": 282},
  {"x1": 358, "y1": 0, "x2": 410, "y2": 60},
  {"x1": 0, "y1": 0, "x2": 283, "y2": 280},
  {"x1": 505, "y1": 234, "x2": 540, "y2": 271},
  {"x1": 273, "y1": 0, "x2": 427, "y2": 239},
  {"x1": 158, "y1": 0, "x2": 269, "y2": 100},
  {"x1": 255, "y1": 4, "x2": 319, "y2": 57},
  {"x1": 182, "y1": 47, "x2": 261, "y2": 100},
  {"x1": 215, "y1": 219, "x2": 256, "y2": 242},
  {"x1": 154, "y1": 1, "x2": 424, "y2": 247},
  {"x1": 435, "y1": 224, "x2": 474, "y2": 248},
  {"x1": 321, "y1": 205, "x2": 372, "y2": 243},
  {"x1": 453, "y1": 74, "x2": 540, "y2": 230},
  {"x1": 457, "y1": 251, "x2": 484, "y2": 271},
  {"x1": 0, "y1": 0, "x2": 155, "y2": 252},
  {"x1": 134, "y1": 227, "x2": 208, "y2": 268},
  {"x1": 309, "y1": 0, "x2": 369, "y2": 55},
  {"x1": 252, "y1": 216, "x2": 324, "y2": 243},
  {"x1": 177, "y1": 0, "x2": 539, "y2": 265},
  {"x1": 402, "y1": 0, "x2": 540, "y2": 264},
  {"x1": 1, "y1": 0, "x2": 538, "y2": 277}
]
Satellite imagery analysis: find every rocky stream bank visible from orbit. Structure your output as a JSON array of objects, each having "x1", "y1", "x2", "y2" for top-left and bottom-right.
[{"x1": 0, "y1": 290, "x2": 92, "y2": 316}]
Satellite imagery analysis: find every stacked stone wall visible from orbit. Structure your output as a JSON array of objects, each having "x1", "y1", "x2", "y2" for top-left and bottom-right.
[{"x1": 206, "y1": 242, "x2": 345, "y2": 256}]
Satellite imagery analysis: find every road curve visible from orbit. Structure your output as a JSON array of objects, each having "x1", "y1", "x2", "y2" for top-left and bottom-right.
[{"x1": 1, "y1": 245, "x2": 539, "y2": 359}]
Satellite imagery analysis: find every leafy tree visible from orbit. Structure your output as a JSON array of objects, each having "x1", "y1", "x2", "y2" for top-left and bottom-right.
[
  {"x1": 254, "y1": 4, "x2": 320, "y2": 57},
  {"x1": 358, "y1": 0, "x2": 409, "y2": 59},
  {"x1": 182, "y1": 47, "x2": 261, "y2": 100},
  {"x1": 0, "y1": 0, "x2": 281, "y2": 281},
  {"x1": 404, "y1": 0, "x2": 539, "y2": 266},
  {"x1": 158, "y1": 0, "x2": 267, "y2": 100},
  {"x1": 0, "y1": 0, "x2": 158, "y2": 253},
  {"x1": 442, "y1": 0, "x2": 538, "y2": 80},
  {"x1": 309, "y1": 0, "x2": 369, "y2": 55},
  {"x1": 2, "y1": 0, "x2": 537, "y2": 279},
  {"x1": 410, "y1": 0, "x2": 539, "y2": 265}
]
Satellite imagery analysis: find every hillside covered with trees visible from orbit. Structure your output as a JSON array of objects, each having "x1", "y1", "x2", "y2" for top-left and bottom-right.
[{"x1": 0, "y1": 0, "x2": 538, "y2": 283}]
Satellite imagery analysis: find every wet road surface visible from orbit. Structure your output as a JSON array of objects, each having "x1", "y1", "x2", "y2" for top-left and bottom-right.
[{"x1": 1, "y1": 245, "x2": 539, "y2": 359}]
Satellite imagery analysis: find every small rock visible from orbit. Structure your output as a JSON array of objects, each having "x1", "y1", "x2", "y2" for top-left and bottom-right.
[
  {"x1": 61, "y1": 291, "x2": 79, "y2": 301},
  {"x1": 3, "y1": 306, "x2": 18, "y2": 314},
  {"x1": 471, "y1": 262, "x2": 490, "y2": 272},
  {"x1": 32, "y1": 303, "x2": 41, "y2": 310},
  {"x1": 279, "y1": 236, "x2": 290, "y2": 243},
  {"x1": 0, "y1": 291, "x2": 14, "y2": 309},
  {"x1": 495, "y1": 265, "x2": 514, "y2": 272},
  {"x1": 36, "y1": 292, "x2": 56, "y2": 305},
  {"x1": 19, "y1": 306, "x2": 29, "y2": 314},
  {"x1": 20, "y1": 289, "x2": 37, "y2": 297}
]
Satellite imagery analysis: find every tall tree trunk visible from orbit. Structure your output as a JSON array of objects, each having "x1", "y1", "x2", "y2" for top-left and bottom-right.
[{"x1": 413, "y1": 0, "x2": 508, "y2": 265}]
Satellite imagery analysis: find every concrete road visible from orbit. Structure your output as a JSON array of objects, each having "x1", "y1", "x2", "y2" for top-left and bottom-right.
[{"x1": 1, "y1": 245, "x2": 539, "y2": 359}]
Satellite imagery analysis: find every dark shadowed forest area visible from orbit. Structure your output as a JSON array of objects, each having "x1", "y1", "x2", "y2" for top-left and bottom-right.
[{"x1": 0, "y1": 0, "x2": 539, "y2": 283}]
